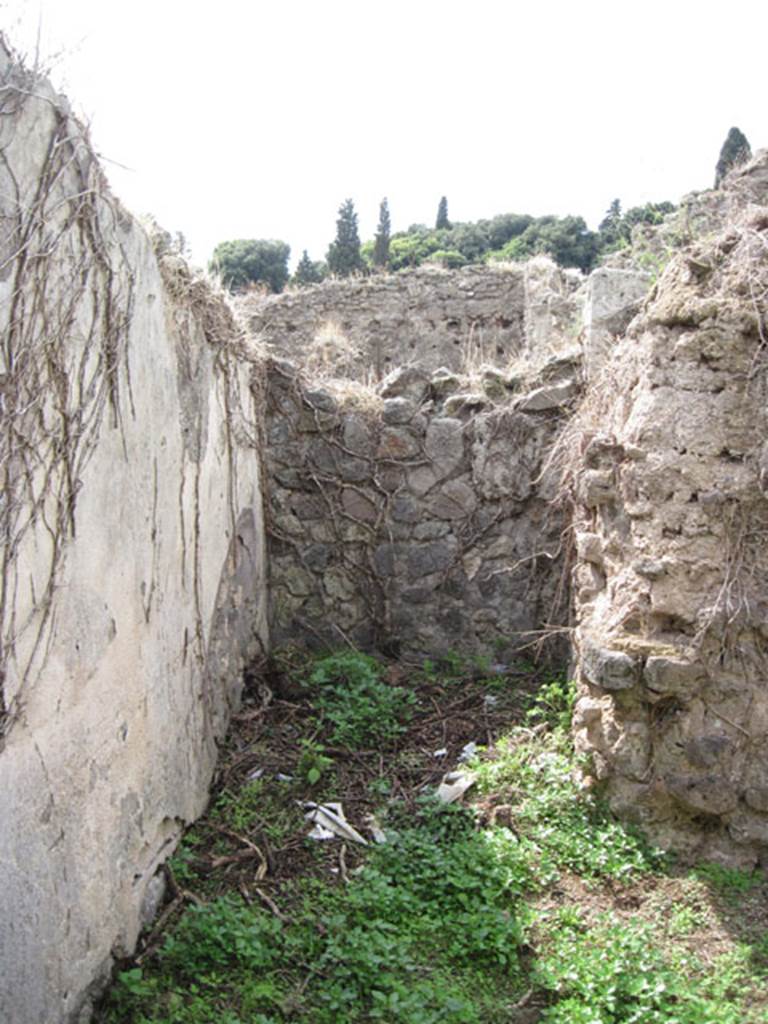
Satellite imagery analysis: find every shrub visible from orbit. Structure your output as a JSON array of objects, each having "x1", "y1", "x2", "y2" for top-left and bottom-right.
[{"x1": 426, "y1": 249, "x2": 466, "y2": 269}]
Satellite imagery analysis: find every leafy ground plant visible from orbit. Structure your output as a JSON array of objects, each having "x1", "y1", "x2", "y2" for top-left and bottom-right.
[
  {"x1": 535, "y1": 916, "x2": 754, "y2": 1024},
  {"x1": 470, "y1": 729, "x2": 665, "y2": 880},
  {"x1": 101, "y1": 801, "x2": 529, "y2": 1023},
  {"x1": 305, "y1": 650, "x2": 416, "y2": 748},
  {"x1": 97, "y1": 650, "x2": 768, "y2": 1023}
]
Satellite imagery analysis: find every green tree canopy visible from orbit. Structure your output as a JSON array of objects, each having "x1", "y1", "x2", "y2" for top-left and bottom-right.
[
  {"x1": 435, "y1": 196, "x2": 450, "y2": 230},
  {"x1": 372, "y1": 198, "x2": 391, "y2": 270},
  {"x1": 292, "y1": 250, "x2": 326, "y2": 287},
  {"x1": 597, "y1": 199, "x2": 675, "y2": 253},
  {"x1": 209, "y1": 239, "x2": 290, "y2": 293},
  {"x1": 715, "y1": 127, "x2": 751, "y2": 188},
  {"x1": 327, "y1": 198, "x2": 366, "y2": 277}
]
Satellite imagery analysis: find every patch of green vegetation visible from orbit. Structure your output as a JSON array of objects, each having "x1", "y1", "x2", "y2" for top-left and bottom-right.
[
  {"x1": 167, "y1": 833, "x2": 203, "y2": 888},
  {"x1": 420, "y1": 649, "x2": 517, "y2": 693},
  {"x1": 635, "y1": 245, "x2": 673, "y2": 283},
  {"x1": 211, "y1": 777, "x2": 304, "y2": 846},
  {"x1": 99, "y1": 650, "x2": 768, "y2": 1024},
  {"x1": 667, "y1": 902, "x2": 708, "y2": 936},
  {"x1": 751, "y1": 932, "x2": 768, "y2": 974},
  {"x1": 692, "y1": 861, "x2": 763, "y2": 902},
  {"x1": 535, "y1": 916, "x2": 759, "y2": 1024},
  {"x1": 525, "y1": 673, "x2": 576, "y2": 732},
  {"x1": 305, "y1": 650, "x2": 416, "y2": 748},
  {"x1": 101, "y1": 800, "x2": 530, "y2": 1023},
  {"x1": 210, "y1": 781, "x2": 266, "y2": 833},
  {"x1": 421, "y1": 649, "x2": 465, "y2": 685},
  {"x1": 297, "y1": 738, "x2": 333, "y2": 786},
  {"x1": 367, "y1": 775, "x2": 392, "y2": 798},
  {"x1": 470, "y1": 729, "x2": 665, "y2": 880}
]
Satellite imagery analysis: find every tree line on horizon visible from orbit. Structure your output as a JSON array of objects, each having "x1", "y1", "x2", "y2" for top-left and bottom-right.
[
  {"x1": 209, "y1": 128, "x2": 752, "y2": 295},
  {"x1": 209, "y1": 195, "x2": 673, "y2": 295}
]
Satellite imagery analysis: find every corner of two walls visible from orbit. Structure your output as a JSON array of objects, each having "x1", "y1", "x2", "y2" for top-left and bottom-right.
[
  {"x1": 6, "y1": 35, "x2": 767, "y2": 1018},
  {"x1": 264, "y1": 359, "x2": 572, "y2": 663}
]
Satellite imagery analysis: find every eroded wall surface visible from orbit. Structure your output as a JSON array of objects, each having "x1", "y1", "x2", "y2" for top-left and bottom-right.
[
  {"x1": 265, "y1": 358, "x2": 576, "y2": 661},
  {"x1": 246, "y1": 264, "x2": 524, "y2": 378},
  {"x1": 570, "y1": 188, "x2": 768, "y2": 866},
  {"x1": 245, "y1": 261, "x2": 582, "y2": 380},
  {"x1": 0, "y1": 49, "x2": 267, "y2": 1022}
]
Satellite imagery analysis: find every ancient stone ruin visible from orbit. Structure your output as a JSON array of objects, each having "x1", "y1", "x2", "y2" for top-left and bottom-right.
[{"x1": 3, "y1": 39, "x2": 768, "y2": 1024}]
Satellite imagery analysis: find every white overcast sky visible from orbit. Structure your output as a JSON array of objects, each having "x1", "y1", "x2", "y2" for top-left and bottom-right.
[{"x1": 3, "y1": 0, "x2": 766, "y2": 268}]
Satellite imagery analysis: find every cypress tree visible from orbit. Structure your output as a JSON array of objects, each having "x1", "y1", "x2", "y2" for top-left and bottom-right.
[
  {"x1": 293, "y1": 250, "x2": 325, "y2": 286},
  {"x1": 372, "y1": 197, "x2": 391, "y2": 270},
  {"x1": 435, "y1": 196, "x2": 450, "y2": 230},
  {"x1": 715, "y1": 127, "x2": 751, "y2": 188},
  {"x1": 327, "y1": 198, "x2": 366, "y2": 277},
  {"x1": 598, "y1": 198, "x2": 623, "y2": 249}
]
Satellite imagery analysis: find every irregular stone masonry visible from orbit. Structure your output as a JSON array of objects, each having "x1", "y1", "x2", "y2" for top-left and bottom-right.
[
  {"x1": 243, "y1": 260, "x2": 584, "y2": 380},
  {"x1": 570, "y1": 195, "x2": 768, "y2": 868},
  {"x1": 265, "y1": 359, "x2": 576, "y2": 661}
]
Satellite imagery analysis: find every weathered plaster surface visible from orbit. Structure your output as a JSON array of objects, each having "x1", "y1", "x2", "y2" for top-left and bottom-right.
[{"x1": 0, "y1": 48, "x2": 267, "y2": 1023}]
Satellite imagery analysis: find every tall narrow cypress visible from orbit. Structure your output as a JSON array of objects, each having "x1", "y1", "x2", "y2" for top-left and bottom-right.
[
  {"x1": 435, "y1": 196, "x2": 450, "y2": 230},
  {"x1": 372, "y1": 198, "x2": 391, "y2": 270},
  {"x1": 715, "y1": 127, "x2": 751, "y2": 188},
  {"x1": 327, "y1": 199, "x2": 366, "y2": 277}
]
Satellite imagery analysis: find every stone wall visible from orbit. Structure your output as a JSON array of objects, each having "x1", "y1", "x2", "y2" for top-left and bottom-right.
[
  {"x1": 0, "y1": 47, "x2": 267, "y2": 1023},
  {"x1": 244, "y1": 260, "x2": 583, "y2": 380},
  {"x1": 570, "y1": 197, "x2": 768, "y2": 867},
  {"x1": 265, "y1": 358, "x2": 577, "y2": 661}
]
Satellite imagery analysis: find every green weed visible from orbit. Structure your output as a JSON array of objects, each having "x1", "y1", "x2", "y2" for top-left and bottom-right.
[
  {"x1": 167, "y1": 834, "x2": 202, "y2": 888},
  {"x1": 470, "y1": 732, "x2": 664, "y2": 879},
  {"x1": 99, "y1": 649, "x2": 768, "y2": 1024},
  {"x1": 297, "y1": 738, "x2": 333, "y2": 786},
  {"x1": 211, "y1": 778, "x2": 304, "y2": 846},
  {"x1": 102, "y1": 799, "x2": 529, "y2": 1024},
  {"x1": 667, "y1": 903, "x2": 707, "y2": 936},
  {"x1": 692, "y1": 861, "x2": 762, "y2": 902},
  {"x1": 536, "y1": 916, "x2": 754, "y2": 1023},
  {"x1": 526, "y1": 674, "x2": 576, "y2": 732},
  {"x1": 305, "y1": 650, "x2": 416, "y2": 748},
  {"x1": 211, "y1": 781, "x2": 265, "y2": 834}
]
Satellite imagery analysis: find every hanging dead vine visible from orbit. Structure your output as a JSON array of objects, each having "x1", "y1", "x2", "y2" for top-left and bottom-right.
[{"x1": 0, "y1": 56, "x2": 135, "y2": 734}]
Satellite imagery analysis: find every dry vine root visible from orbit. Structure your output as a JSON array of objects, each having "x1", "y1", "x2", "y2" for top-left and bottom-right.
[{"x1": 0, "y1": 53, "x2": 263, "y2": 736}]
